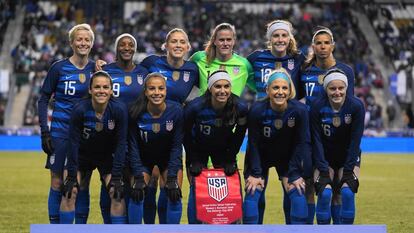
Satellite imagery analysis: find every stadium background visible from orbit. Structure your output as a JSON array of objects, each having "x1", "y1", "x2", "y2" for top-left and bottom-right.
[{"x1": 0, "y1": 0, "x2": 413, "y2": 233}]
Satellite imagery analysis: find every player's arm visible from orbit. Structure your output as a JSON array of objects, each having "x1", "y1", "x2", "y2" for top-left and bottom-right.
[
  {"x1": 67, "y1": 105, "x2": 83, "y2": 178},
  {"x1": 310, "y1": 103, "x2": 329, "y2": 172},
  {"x1": 344, "y1": 99, "x2": 365, "y2": 172},
  {"x1": 227, "y1": 98, "x2": 248, "y2": 162},
  {"x1": 244, "y1": 58, "x2": 257, "y2": 93},
  {"x1": 111, "y1": 102, "x2": 128, "y2": 178},
  {"x1": 167, "y1": 107, "x2": 184, "y2": 177},
  {"x1": 127, "y1": 115, "x2": 144, "y2": 177},
  {"x1": 245, "y1": 104, "x2": 263, "y2": 177},
  {"x1": 182, "y1": 100, "x2": 197, "y2": 164}
]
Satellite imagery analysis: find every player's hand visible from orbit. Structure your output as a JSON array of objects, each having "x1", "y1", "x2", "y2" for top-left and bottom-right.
[
  {"x1": 41, "y1": 131, "x2": 53, "y2": 155},
  {"x1": 61, "y1": 175, "x2": 79, "y2": 199},
  {"x1": 245, "y1": 175, "x2": 264, "y2": 195},
  {"x1": 130, "y1": 175, "x2": 146, "y2": 202},
  {"x1": 314, "y1": 170, "x2": 332, "y2": 195},
  {"x1": 95, "y1": 59, "x2": 107, "y2": 71},
  {"x1": 189, "y1": 161, "x2": 203, "y2": 177},
  {"x1": 341, "y1": 170, "x2": 359, "y2": 193},
  {"x1": 223, "y1": 162, "x2": 237, "y2": 176},
  {"x1": 290, "y1": 177, "x2": 306, "y2": 195},
  {"x1": 108, "y1": 176, "x2": 124, "y2": 200},
  {"x1": 165, "y1": 176, "x2": 182, "y2": 202}
]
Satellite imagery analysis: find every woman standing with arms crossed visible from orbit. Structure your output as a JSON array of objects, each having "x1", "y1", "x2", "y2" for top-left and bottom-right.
[{"x1": 37, "y1": 23, "x2": 95, "y2": 224}]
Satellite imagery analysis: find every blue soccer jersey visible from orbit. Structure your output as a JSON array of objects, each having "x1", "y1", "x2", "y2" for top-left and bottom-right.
[
  {"x1": 183, "y1": 95, "x2": 248, "y2": 163},
  {"x1": 299, "y1": 61, "x2": 355, "y2": 107},
  {"x1": 246, "y1": 99, "x2": 311, "y2": 182},
  {"x1": 247, "y1": 50, "x2": 305, "y2": 99},
  {"x1": 103, "y1": 62, "x2": 148, "y2": 105},
  {"x1": 38, "y1": 58, "x2": 95, "y2": 138},
  {"x1": 310, "y1": 95, "x2": 365, "y2": 172},
  {"x1": 141, "y1": 55, "x2": 199, "y2": 104},
  {"x1": 67, "y1": 98, "x2": 128, "y2": 177},
  {"x1": 128, "y1": 100, "x2": 184, "y2": 177}
]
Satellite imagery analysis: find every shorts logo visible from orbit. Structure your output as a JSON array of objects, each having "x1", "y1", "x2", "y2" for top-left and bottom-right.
[
  {"x1": 166, "y1": 120, "x2": 174, "y2": 131},
  {"x1": 274, "y1": 119, "x2": 283, "y2": 130},
  {"x1": 79, "y1": 73, "x2": 86, "y2": 83},
  {"x1": 332, "y1": 116, "x2": 341, "y2": 127},
  {"x1": 152, "y1": 123, "x2": 160, "y2": 133},
  {"x1": 172, "y1": 71, "x2": 180, "y2": 81},
  {"x1": 288, "y1": 59, "x2": 294, "y2": 70},
  {"x1": 233, "y1": 67, "x2": 240, "y2": 75},
  {"x1": 287, "y1": 117, "x2": 295, "y2": 127},
  {"x1": 124, "y1": 75, "x2": 132, "y2": 86},
  {"x1": 345, "y1": 114, "x2": 352, "y2": 124},
  {"x1": 50, "y1": 154, "x2": 55, "y2": 165},
  {"x1": 95, "y1": 122, "x2": 103, "y2": 132},
  {"x1": 208, "y1": 177, "x2": 228, "y2": 202},
  {"x1": 183, "y1": 71, "x2": 190, "y2": 82},
  {"x1": 108, "y1": 120, "x2": 115, "y2": 130},
  {"x1": 137, "y1": 74, "x2": 143, "y2": 85}
]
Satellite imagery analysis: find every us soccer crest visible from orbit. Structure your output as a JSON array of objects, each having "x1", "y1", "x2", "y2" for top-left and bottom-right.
[
  {"x1": 137, "y1": 74, "x2": 143, "y2": 85},
  {"x1": 275, "y1": 62, "x2": 282, "y2": 69},
  {"x1": 332, "y1": 116, "x2": 341, "y2": 127},
  {"x1": 183, "y1": 71, "x2": 190, "y2": 82},
  {"x1": 233, "y1": 66, "x2": 240, "y2": 75},
  {"x1": 108, "y1": 120, "x2": 115, "y2": 130},
  {"x1": 172, "y1": 71, "x2": 180, "y2": 81},
  {"x1": 274, "y1": 119, "x2": 283, "y2": 129},
  {"x1": 95, "y1": 122, "x2": 103, "y2": 132},
  {"x1": 288, "y1": 59, "x2": 294, "y2": 70},
  {"x1": 287, "y1": 117, "x2": 295, "y2": 127},
  {"x1": 152, "y1": 123, "x2": 160, "y2": 133},
  {"x1": 166, "y1": 120, "x2": 174, "y2": 131},
  {"x1": 208, "y1": 177, "x2": 228, "y2": 202},
  {"x1": 318, "y1": 74, "x2": 325, "y2": 84},
  {"x1": 79, "y1": 73, "x2": 86, "y2": 83},
  {"x1": 345, "y1": 114, "x2": 352, "y2": 124},
  {"x1": 124, "y1": 75, "x2": 132, "y2": 86}
]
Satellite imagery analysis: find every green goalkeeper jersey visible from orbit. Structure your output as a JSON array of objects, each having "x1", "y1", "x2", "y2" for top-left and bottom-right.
[{"x1": 190, "y1": 51, "x2": 256, "y2": 96}]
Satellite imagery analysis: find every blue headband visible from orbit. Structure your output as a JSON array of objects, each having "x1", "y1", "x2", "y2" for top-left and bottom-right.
[{"x1": 267, "y1": 72, "x2": 290, "y2": 86}]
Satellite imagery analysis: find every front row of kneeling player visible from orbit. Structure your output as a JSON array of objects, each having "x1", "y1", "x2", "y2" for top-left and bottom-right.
[{"x1": 59, "y1": 68, "x2": 364, "y2": 225}]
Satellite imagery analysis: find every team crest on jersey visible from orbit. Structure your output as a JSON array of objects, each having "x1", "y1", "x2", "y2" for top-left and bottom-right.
[
  {"x1": 208, "y1": 177, "x2": 228, "y2": 202},
  {"x1": 233, "y1": 66, "x2": 240, "y2": 75},
  {"x1": 172, "y1": 71, "x2": 180, "y2": 81},
  {"x1": 274, "y1": 119, "x2": 283, "y2": 129},
  {"x1": 288, "y1": 117, "x2": 295, "y2": 127},
  {"x1": 215, "y1": 118, "x2": 223, "y2": 127},
  {"x1": 152, "y1": 123, "x2": 160, "y2": 133},
  {"x1": 318, "y1": 74, "x2": 325, "y2": 85},
  {"x1": 137, "y1": 74, "x2": 143, "y2": 85},
  {"x1": 79, "y1": 73, "x2": 86, "y2": 83},
  {"x1": 108, "y1": 120, "x2": 115, "y2": 130},
  {"x1": 275, "y1": 62, "x2": 282, "y2": 69},
  {"x1": 288, "y1": 59, "x2": 294, "y2": 70},
  {"x1": 332, "y1": 116, "x2": 341, "y2": 127},
  {"x1": 95, "y1": 122, "x2": 103, "y2": 132},
  {"x1": 345, "y1": 114, "x2": 352, "y2": 124},
  {"x1": 124, "y1": 76, "x2": 132, "y2": 86},
  {"x1": 166, "y1": 120, "x2": 174, "y2": 131},
  {"x1": 183, "y1": 71, "x2": 190, "y2": 82}
]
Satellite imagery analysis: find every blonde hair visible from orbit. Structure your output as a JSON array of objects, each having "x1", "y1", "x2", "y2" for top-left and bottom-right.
[
  {"x1": 68, "y1": 23, "x2": 95, "y2": 45},
  {"x1": 266, "y1": 68, "x2": 296, "y2": 100},
  {"x1": 161, "y1": 28, "x2": 191, "y2": 51},
  {"x1": 204, "y1": 23, "x2": 236, "y2": 64},
  {"x1": 266, "y1": 20, "x2": 299, "y2": 56}
]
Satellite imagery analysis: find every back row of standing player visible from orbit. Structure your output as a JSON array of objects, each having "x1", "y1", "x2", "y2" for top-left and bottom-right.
[{"x1": 38, "y1": 20, "x2": 364, "y2": 224}]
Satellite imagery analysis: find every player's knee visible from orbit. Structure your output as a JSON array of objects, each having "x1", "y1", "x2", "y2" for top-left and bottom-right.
[
  {"x1": 243, "y1": 189, "x2": 261, "y2": 224},
  {"x1": 51, "y1": 177, "x2": 62, "y2": 191},
  {"x1": 289, "y1": 189, "x2": 308, "y2": 223},
  {"x1": 340, "y1": 187, "x2": 355, "y2": 224},
  {"x1": 318, "y1": 188, "x2": 332, "y2": 206}
]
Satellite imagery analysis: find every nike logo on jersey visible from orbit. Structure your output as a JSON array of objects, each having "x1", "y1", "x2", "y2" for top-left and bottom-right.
[
  {"x1": 158, "y1": 70, "x2": 168, "y2": 74},
  {"x1": 111, "y1": 78, "x2": 119, "y2": 81},
  {"x1": 64, "y1": 75, "x2": 72, "y2": 80},
  {"x1": 306, "y1": 76, "x2": 314, "y2": 81},
  {"x1": 322, "y1": 119, "x2": 330, "y2": 123},
  {"x1": 262, "y1": 63, "x2": 272, "y2": 67}
]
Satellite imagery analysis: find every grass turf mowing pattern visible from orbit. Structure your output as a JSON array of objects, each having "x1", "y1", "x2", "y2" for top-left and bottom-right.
[{"x1": 0, "y1": 152, "x2": 413, "y2": 233}]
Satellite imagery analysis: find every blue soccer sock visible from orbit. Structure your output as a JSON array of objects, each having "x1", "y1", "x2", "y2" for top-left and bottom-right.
[
  {"x1": 283, "y1": 189, "x2": 291, "y2": 224},
  {"x1": 316, "y1": 188, "x2": 332, "y2": 224},
  {"x1": 111, "y1": 215, "x2": 127, "y2": 224},
  {"x1": 340, "y1": 187, "x2": 355, "y2": 224},
  {"x1": 258, "y1": 188, "x2": 266, "y2": 224},
  {"x1": 59, "y1": 210, "x2": 75, "y2": 224},
  {"x1": 332, "y1": 204, "x2": 341, "y2": 224},
  {"x1": 75, "y1": 188, "x2": 89, "y2": 224},
  {"x1": 306, "y1": 203, "x2": 315, "y2": 224},
  {"x1": 99, "y1": 184, "x2": 111, "y2": 224},
  {"x1": 166, "y1": 199, "x2": 182, "y2": 224},
  {"x1": 128, "y1": 198, "x2": 143, "y2": 224},
  {"x1": 187, "y1": 185, "x2": 201, "y2": 224},
  {"x1": 157, "y1": 188, "x2": 168, "y2": 224},
  {"x1": 143, "y1": 185, "x2": 157, "y2": 224},
  {"x1": 288, "y1": 188, "x2": 308, "y2": 224},
  {"x1": 48, "y1": 188, "x2": 61, "y2": 224},
  {"x1": 243, "y1": 189, "x2": 261, "y2": 224}
]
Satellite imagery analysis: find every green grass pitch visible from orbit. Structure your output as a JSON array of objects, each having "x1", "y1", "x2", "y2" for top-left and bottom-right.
[{"x1": 0, "y1": 152, "x2": 413, "y2": 233}]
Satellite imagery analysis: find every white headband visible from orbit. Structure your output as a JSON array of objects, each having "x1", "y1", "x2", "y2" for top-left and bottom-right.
[
  {"x1": 312, "y1": 29, "x2": 335, "y2": 44},
  {"x1": 208, "y1": 71, "x2": 231, "y2": 90},
  {"x1": 114, "y1": 33, "x2": 137, "y2": 54},
  {"x1": 267, "y1": 22, "x2": 291, "y2": 40},
  {"x1": 323, "y1": 72, "x2": 348, "y2": 90}
]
